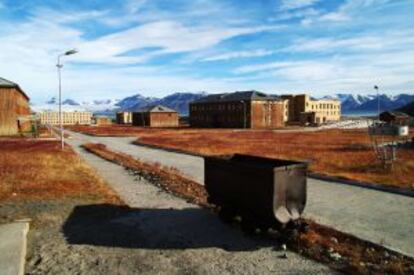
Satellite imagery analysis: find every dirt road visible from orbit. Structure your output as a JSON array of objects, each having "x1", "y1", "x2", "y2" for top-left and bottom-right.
[
  {"x1": 67, "y1": 130, "x2": 414, "y2": 258},
  {"x1": 63, "y1": 131, "x2": 334, "y2": 274}
]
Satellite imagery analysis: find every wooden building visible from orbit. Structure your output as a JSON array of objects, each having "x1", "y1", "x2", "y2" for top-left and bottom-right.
[
  {"x1": 94, "y1": 116, "x2": 112, "y2": 125},
  {"x1": 380, "y1": 111, "x2": 410, "y2": 125},
  {"x1": 116, "y1": 111, "x2": 133, "y2": 124},
  {"x1": 0, "y1": 77, "x2": 31, "y2": 136},
  {"x1": 132, "y1": 105, "x2": 179, "y2": 127},
  {"x1": 189, "y1": 91, "x2": 286, "y2": 129}
]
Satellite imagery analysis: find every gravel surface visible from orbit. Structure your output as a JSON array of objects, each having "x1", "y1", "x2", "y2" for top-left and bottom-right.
[
  {"x1": 62, "y1": 137, "x2": 334, "y2": 274},
  {"x1": 67, "y1": 130, "x2": 414, "y2": 258}
]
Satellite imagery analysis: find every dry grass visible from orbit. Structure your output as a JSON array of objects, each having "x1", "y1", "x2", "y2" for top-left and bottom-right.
[
  {"x1": 83, "y1": 142, "x2": 414, "y2": 275},
  {"x1": 82, "y1": 143, "x2": 207, "y2": 206},
  {"x1": 0, "y1": 139, "x2": 120, "y2": 203},
  {"x1": 68, "y1": 125, "x2": 414, "y2": 189},
  {"x1": 136, "y1": 129, "x2": 414, "y2": 189}
]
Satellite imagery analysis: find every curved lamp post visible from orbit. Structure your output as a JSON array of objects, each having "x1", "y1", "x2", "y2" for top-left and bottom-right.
[{"x1": 57, "y1": 49, "x2": 78, "y2": 149}]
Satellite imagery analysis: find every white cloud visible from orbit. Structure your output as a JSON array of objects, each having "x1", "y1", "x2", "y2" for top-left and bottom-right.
[
  {"x1": 233, "y1": 48, "x2": 414, "y2": 93},
  {"x1": 73, "y1": 21, "x2": 278, "y2": 64},
  {"x1": 201, "y1": 49, "x2": 275, "y2": 62},
  {"x1": 280, "y1": 31, "x2": 414, "y2": 54},
  {"x1": 235, "y1": 61, "x2": 295, "y2": 74},
  {"x1": 300, "y1": 0, "x2": 393, "y2": 25},
  {"x1": 279, "y1": 0, "x2": 320, "y2": 11}
]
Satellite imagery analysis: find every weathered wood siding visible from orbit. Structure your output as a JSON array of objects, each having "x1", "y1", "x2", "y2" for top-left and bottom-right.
[
  {"x1": 0, "y1": 87, "x2": 30, "y2": 136},
  {"x1": 132, "y1": 112, "x2": 178, "y2": 127},
  {"x1": 149, "y1": 112, "x2": 179, "y2": 127}
]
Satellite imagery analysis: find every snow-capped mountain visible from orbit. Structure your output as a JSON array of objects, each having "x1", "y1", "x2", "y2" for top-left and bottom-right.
[
  {"x1": 322, "y1": 93, "x2": 414, "y2": 114},
  {"x1": 32, "y1": 92, "x2": 207, "y2": 115},
  {"x1": 127, "y1": 92, "x2": 207, "y2": 114},
  {"x1": 116, "y1": 94, "x2": 158, "y2": 111},
  {"x1": 32, "y1": 92, "x2": 413, "y2": 116}
]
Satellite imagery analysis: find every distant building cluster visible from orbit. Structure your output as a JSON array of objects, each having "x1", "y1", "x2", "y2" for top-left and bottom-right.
[{"x1": 0, "y1": 76, "x2": 348, "y2": 136}]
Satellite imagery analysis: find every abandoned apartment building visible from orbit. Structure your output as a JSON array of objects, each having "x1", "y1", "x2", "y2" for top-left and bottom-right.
[
  {"x1": 38, "y1": 111, "x2": 92, "y2": 125},
  {"x1": 0, "y1": 77, "x2": 31, "y2": 136},
  {"x1": 281, "y1": 94, "x2": 341, "y2": 125},
  {"x1": 132, "y1": 105, "x2": 179, "y2": 127},
  {"x1": 189, "y1": 91, "x2": 288, "y2": 129}
]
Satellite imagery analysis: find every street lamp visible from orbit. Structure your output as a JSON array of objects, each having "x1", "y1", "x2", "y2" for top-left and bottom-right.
[
  {"x1": 374, "y1": 85, "x2": 380, "y2": 122},
  {"x1": 57, "y1": 49, "x2": 78, "y2": 149},
  {"x1": 240, "y1": 100, "x2": 247, "y2": 129}
]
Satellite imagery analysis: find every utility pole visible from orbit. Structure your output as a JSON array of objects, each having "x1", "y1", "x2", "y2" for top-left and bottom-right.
[
  {"x1": 374, "y1": 85, "x2": 380, "y2": 122},
  {"x1": 56, "y1": 49, "x2": 78, "y2": 150}
]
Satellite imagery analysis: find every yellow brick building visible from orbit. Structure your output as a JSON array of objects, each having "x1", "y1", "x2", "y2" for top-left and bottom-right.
[
  {"x1": 38, "y1": 111, "x2": 92, "y2": 125},
  {"x1": 281, "y1": 94, "x2": 341, "y2": 125}
]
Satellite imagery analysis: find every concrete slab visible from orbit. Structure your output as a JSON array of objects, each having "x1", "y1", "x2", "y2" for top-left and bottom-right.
[{"x1": 0, "y1": 222, "x2": 30, "y2": 275}]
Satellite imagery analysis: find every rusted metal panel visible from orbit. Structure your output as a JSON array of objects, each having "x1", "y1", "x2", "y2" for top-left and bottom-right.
[
  {"x1": 251, "y1": 101, "x2": 285, "y2": 129},
  {"x1": 204, "y1": 154, "x2": 307, "y2": 227}
]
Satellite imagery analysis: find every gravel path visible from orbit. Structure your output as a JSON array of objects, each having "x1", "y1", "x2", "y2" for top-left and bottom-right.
[
  {"x1": 65, "y1": 132, "x2": 334, "y2": 274},
  {"x1": 67, "y1": 130, "x2": 414, "y2": 258}
]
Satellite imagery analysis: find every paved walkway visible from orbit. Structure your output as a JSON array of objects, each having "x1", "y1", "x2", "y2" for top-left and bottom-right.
[
  {"x1": 67, "y1": 130, "x2": 414, "y2": 257},
  {"x1": 0, "y1": 222, "x2": 30, "y2": 275}
]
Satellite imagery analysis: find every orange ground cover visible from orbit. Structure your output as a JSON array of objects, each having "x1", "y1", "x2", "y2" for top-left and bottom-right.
[
  {"x1": 69, "y1": 125, "x2": 414, "y2": 189},
  {"x1": 0, "y1": 139, "x2": 119, "y2": 203}
]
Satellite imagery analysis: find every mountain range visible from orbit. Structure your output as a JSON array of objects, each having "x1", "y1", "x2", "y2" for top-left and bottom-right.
[{"x1": 32, "y1": 92, "x2": 413, "y2": 116}]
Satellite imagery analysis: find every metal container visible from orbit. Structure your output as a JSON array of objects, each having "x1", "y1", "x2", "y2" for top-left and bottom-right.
[
  {"x1": 369, "y1": 123, "x2": 409, "y2": 136},
  {"x1": 204, "y1": 154, "x2": 308, "y2": 230}
]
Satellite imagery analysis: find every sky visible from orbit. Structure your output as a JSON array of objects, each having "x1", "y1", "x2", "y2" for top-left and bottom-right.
[{"x1": 0, "y1": 0, "x2": 413, "y2": 103}]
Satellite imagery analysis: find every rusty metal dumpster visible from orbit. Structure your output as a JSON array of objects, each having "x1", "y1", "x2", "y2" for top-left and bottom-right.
[{"x1": 204, "y1": 154, "x2": 307, "y2": 231}]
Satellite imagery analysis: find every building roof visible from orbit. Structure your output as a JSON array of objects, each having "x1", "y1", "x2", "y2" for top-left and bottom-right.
[
  {"x1": 134, "y1": 104, "x2": 177, "y2": 113},
  {"x1": 192, "y1": 90, "x2": 282, "y2": 104},
  {"x1": 0, "y1": 77, "x2": 30, "y2": 100}
]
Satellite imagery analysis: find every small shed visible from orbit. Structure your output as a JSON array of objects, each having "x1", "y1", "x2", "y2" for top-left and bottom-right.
[
  {"x1": 94, "y1": 116, "x2": 112, "y2": 125},
  {"x1": 0, "y1": 77, "x2": 31, "y2": 136},
  {"x1": 379, "y1": 111, "x2": 410, "y2": 125},
  {"x1": 132, "y1": 105, "x2": 179, "y2": 127}
]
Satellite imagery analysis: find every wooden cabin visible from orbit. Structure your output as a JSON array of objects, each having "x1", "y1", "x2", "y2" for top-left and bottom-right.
[
  {"x1": 94, "y1": 116, "x2": 112, "y2": 125},
  {"x1": 132, "y1": 105, "x2": 179, "y2": 127},
  {"x1": 0, "y1": 77, "x2": 30, "y2": 136}
]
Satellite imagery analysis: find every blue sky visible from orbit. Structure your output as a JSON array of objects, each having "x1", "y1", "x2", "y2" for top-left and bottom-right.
[{"x1": 0, "y1": 0, "x2": 413, "y2": 103}]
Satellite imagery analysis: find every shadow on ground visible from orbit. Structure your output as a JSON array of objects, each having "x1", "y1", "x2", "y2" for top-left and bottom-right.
[{"x1": 63, "y1": 204, "x2": 277, "y2": 251}]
